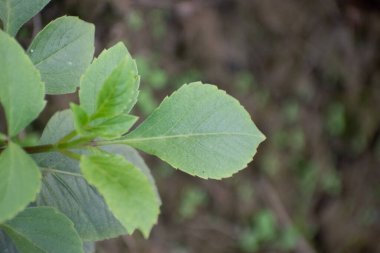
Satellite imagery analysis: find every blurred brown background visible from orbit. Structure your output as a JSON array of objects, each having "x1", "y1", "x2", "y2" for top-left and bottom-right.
[{"x1": 14, "y1": 0, "x2": 380, "y2": 252}]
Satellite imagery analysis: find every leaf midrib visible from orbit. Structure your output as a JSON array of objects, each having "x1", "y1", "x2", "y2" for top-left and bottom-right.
[{"x1": 125, "y1": 132, "x2": 264, "y2": 143}]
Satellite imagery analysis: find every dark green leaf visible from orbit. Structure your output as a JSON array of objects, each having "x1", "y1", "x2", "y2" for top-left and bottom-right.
[{"x1": 1, "y1": 207, "x2": 83, "y2": 253}]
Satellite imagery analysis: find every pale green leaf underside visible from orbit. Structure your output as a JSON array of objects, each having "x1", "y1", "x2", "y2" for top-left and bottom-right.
[
  {"x1": 28, "y1": 16, "x2": 95, "y2": 94},
  {"x1": 79, "y1": 42, "x2": 136, "y2": 115},
  {"x1": 0, "y1": 142, "x2": 41, "y2": 223},
  {"x1": 80, "y1": 152, "x2": 160, "y2": 238},
  {"x1": 0, "y1": 30, "x2": 45, "y2": 137},
  {"x1": 0, "y1": 0, "x2": 50, "y2": 36},
  {"x1": 1, "y1": 207, "x2": 83, "y2": 253},
  {"x1": 124, "y1": 82, "x2": 266, "y2": 179}
]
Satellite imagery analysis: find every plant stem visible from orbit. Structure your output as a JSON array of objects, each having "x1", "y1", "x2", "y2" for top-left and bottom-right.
[
  {"x1": 58, "y1": 130, "x2": 77, "y2": 143},
  {"x1": 24, "y1": 144, "x2": 57, "y2": 153},
  {"x1": 0, "y1": 137, "x2": 124, "y2": 155}
]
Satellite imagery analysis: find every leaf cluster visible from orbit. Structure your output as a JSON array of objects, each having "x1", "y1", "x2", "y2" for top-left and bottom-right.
[{"x1": 0, "y1": 1, "x2": 265, "y2": 252}]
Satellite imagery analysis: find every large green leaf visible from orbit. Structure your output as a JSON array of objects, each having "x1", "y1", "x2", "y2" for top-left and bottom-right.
[
  {"x1": 1, "y1": 207, "x2": 83, "y2": 253},
  {"x1": 80, "y1": 151, "x2": 160, "y2": 238},
  {"x1": 34, "y1": 110, "x2": 159, "y2": 240},
  {"x1": 124, "y1": 82, "x2": 266, "y2": 179},
  {"x1": 0, "y1": 30, "x2": 45, "y2": 137},
  {"x1": 0, "y1": 142, "x2": 41, "y2": 223},
  {"x1": 28, "y1": 16, "x2": 95, "y2": 94},
  {"x1": 0, "y1": 0, "x2": 50, "y2": 36},
  {"x1": 79, "y1": 42, "x2": 137, "y2": 115}
]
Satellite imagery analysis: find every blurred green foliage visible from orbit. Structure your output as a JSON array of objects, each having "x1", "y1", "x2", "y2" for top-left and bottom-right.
[
  {"x1": 239, "y1": 209, "x2": 298, "y2": 252},
  {"x1": 326, "y1": 102, "x2": 346, "y2": 136},
  {"x1": 127, "y1": 10, "x2": 144, "y2": 31},
  {"x1": 178, "y1": 187, "x2": 208, "y2": 220}
]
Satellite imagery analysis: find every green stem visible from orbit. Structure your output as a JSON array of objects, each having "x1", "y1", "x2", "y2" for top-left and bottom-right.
[
  {"x1": 24, "y1": 144, "x2": 57, "y2": 153},
  {"x1": 58, "y1": 130, "x2": 77, "y2": 143},
  {"x1": 0, "y1": 137, "x2": 122, "y2": 155}
]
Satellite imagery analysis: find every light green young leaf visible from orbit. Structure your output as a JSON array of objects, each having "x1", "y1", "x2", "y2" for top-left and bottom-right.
[
  {"x1": 79, "y1": 42, "x2": 137, "y2": 115},
  {"x1": 124, "y1": 82, "x2": 266, "y2": 179},
  {"x1": 0, "y1": 30, "x2": 45, "y2": 137},
  {"x1": 92, "y1": 57, "x2": 139, "y2": 119},
  {"x1": 71, "y1": 103, "x2": 137, "y2": 139},
  {"x1": 0, "y1": 0, "x2": 50, "y2": 36},
  {"x1": 1, "y1": 207, "x2": 83, "y2": 253},
  {"x1": 70, "y1": 103, "x2": 90, "y2": 136},
  {"x1": 28, "y1": 16, "x2": 95, "y2": 94},
  {"x1": 0, "y1": 142, "x2": 41, "y2": 223},
  {"x1": 34, "y1": 110, "x2": 159, "y2": 240},
  {"x1": 80, "y1": 151, "x2": 160, "y2": 238},
  {"x1": 88, "y1": 114, "x2": 138, "y2": 139}
]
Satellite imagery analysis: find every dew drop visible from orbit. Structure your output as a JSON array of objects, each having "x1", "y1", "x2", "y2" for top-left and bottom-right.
[
  {"x1": 68, "y1": 61, "x2": 73, "y2": 65},
  {"x1": 30, "y1": 49, "x2": 34, "y2": 53}
]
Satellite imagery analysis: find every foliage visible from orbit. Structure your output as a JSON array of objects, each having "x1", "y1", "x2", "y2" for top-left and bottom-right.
[
  {"x1": 0, "y1": 1, "x2": 265, "y2": 252},
  {"x1": 239, "y1": 210, "x2": 298, "y2": 252}
]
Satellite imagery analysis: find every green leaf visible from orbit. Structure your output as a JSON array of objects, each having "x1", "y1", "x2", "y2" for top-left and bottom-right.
[
  {"x1": 124, "y1": 82, "x2": 266, "y2": 179},
  {"x1": 87, "y1": 114, "x2": 138, "y2": 139},
  {"x1": 28, "y1": 16, "x2": 95, "y2": 95},
  {"x1": 79, "y1": 42, "x2": 137, "y2": 115},
  {"x1": 80, "y1": 151, "x2": 160, "y2": 238},
  {"x1": 0, "y1": 142, "x2": 41, "y2": 223},
  {"x1": 71, "y1": 104, "x2": 137, "y2": 139},
  {"x1": 92, "y1": 56, "x2": 139, "y2": 119},
  {"x1": 70, "y1": 103, "x2": 90, "y2": 135},
  {"x1": 34, "y1": 110, "x2": 159, "y2": 240},
  {"x1": 0, "y1": 0, "x2": 50, "y2": 36},
  {"x1": 0, "y1": 30, "x2": 45, "y2": 137},
  {"x1": 1, "y1": 207, "x2": 83, "y2": 253}
]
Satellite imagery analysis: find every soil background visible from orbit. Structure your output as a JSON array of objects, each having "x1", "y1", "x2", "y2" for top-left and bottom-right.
[{"x1": 8, "y1": 0, "x2": 380, "y2": 252}]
